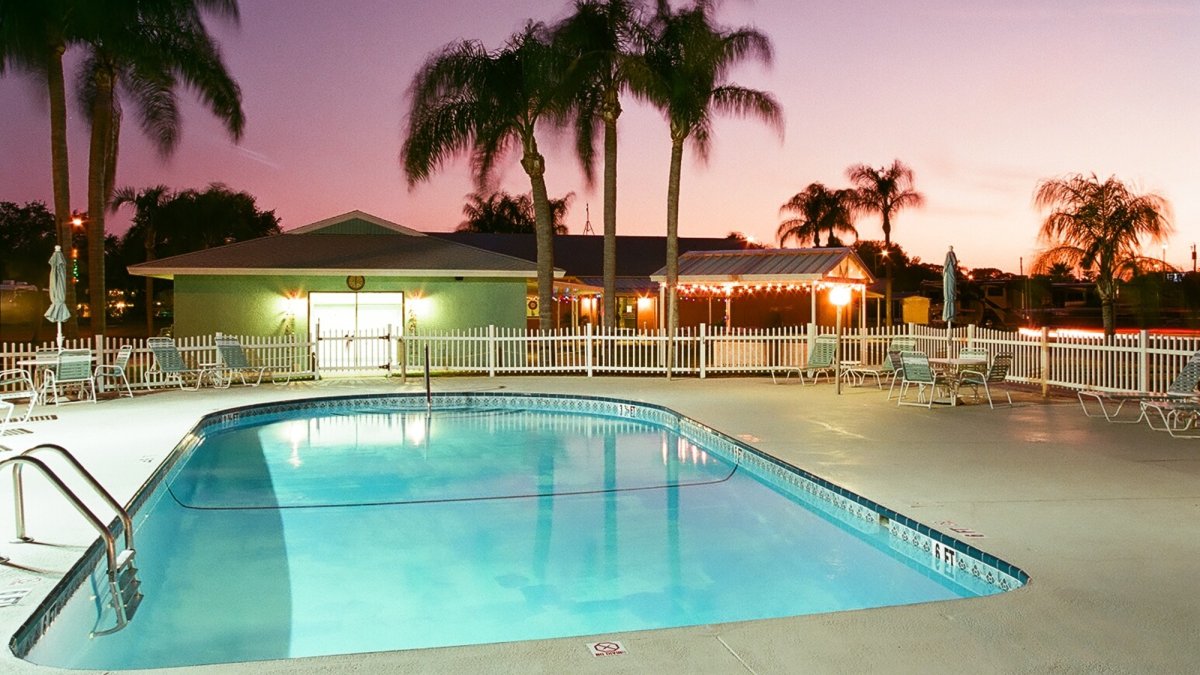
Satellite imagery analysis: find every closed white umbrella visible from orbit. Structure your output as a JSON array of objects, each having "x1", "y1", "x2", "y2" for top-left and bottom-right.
[
  {"x1": 943, "y1": 245, "x2": 958, "y2": 330},
  {"x1": 45, "y1": 245, "x2": 72, "y2": 349}
]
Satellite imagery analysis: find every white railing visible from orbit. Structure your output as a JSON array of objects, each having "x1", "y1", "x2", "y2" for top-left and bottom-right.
[
  {"x1": 0, "y1": 334, "x2": 313, "y2": 395},
  {"x1": 4, "y1": 324, "x2": 1199, "y2": 396}
]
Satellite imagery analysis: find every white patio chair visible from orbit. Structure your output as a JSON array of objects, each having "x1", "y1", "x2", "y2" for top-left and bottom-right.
[
  {"x1": 772, "y1": 335, "x2": 837, "y2": 384},
  {"x1": 1140, "y1": 399, "x2": 1200, "y2": 439},
  {"x1": 41, "y1": 349, "x2": 96, "y2": 405},
  {"x1": 94, "y1": 344, "x2": 135, "y2": 398},
  {"x1": 896, "y1": 351, "x2": 953, "y2": 408},
  {"x1": 847, "y1": 337, "x2": 916, "y2": 389},
  {"x1": 215, "y1": 336, "x2": 269, "y2": 387},
  {"x1": 0, "y1": 368, "x2": 38, "y2": 426},
  {"x1": 1077, "y1": 353, "x2": 1200, "y2": 422},
  {"x1": 146, "y1": 337, "x2": 214, "y2": 389},
  {"x1": 959, "y1": 353, "x2": 1013, "y2": 408}
]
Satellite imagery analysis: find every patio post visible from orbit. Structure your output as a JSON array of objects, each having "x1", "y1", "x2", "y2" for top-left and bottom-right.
[{"x1": 1040, "y1": 326, "x2": 1050, "y2": 397}]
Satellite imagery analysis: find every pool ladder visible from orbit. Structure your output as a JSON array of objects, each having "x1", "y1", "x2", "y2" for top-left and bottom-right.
[{"x1": 0, "y1": 443, "x2": 142, "y2": 635}]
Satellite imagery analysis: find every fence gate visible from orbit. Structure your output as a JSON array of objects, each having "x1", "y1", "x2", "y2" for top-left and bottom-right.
[
  {"x1": 314, "y1": 323, "x2": 398, "y2": 376},
  {"x1": 309, "y1": 291, "x2": 405, "y2": 377}
]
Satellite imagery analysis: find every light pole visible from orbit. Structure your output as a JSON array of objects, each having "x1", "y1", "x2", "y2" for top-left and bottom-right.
[
  {"x1": 69, "y1": 211, "x2": 86, "y2": 311},
  {"x1": 831, "y1": 285, "x2": 852, "y2": 395}
]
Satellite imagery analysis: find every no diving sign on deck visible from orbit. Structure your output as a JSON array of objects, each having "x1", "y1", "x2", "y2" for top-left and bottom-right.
[{"x1": 588, "y1": 640, "x2": 627, "y2": 657}]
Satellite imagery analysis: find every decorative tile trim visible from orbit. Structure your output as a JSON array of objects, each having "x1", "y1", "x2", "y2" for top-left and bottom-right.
[
  {"x1": 888, "y1": 520, "x2": 1023, "y2": 595},
  {"x1": 10, "y1": 391, "x2": 1028, "y2": 660}
]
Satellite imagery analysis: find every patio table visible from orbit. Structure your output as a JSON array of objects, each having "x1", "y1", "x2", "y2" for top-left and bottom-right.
[{"x1": 928, "y1": 356, "x2": 987, "y2": 406}]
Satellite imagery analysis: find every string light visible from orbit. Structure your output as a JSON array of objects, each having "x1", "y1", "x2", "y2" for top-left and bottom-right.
[{"x1": 673, "y1": 281, "x2": 866, "y2": 297}]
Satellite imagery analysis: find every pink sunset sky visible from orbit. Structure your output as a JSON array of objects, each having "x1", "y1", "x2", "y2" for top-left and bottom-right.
[{"x1": 1, "y1": 0, "x2": 1197, "y2": 272}]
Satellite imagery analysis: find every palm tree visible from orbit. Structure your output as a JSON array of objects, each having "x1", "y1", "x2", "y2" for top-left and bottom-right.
[
  {"x1": 78, "y1": 0, "x2": 244, "y2": 334},
  {"x1": 458, "y1": 189, "x2": 573, "y2": 234},
  {"x1": 639, "y1": 0, "x2": 782, "y2": 361},
  {"x1": 777, "y1": 183, "x2": 858, "y2": 248},
  {"x1": 847, "y1": 159, "x2": 924, "y2": 326},
  {"x1": 555, "y1": 0, "x2": 648, "y2": 328},
  {"x1": 111, "y1": 184, "x2": 173, "y2": 336},
  {"x1": 1, "y1": 0, "x2": 80, "y2": 336},
  {"x1": 1032, "y1": 173, "x2": 1172, "y2": 337},
  {"x1": 403, "y1": 22, "x2": 572, "y2": 329}
]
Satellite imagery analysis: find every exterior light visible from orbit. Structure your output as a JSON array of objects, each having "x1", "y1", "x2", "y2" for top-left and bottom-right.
[
  {"x1": 409, "y1": 295, "x2": 432, "y2": 319},
  {"x1": 830, "y1": 285, "x2": 851, "y2": 307}
]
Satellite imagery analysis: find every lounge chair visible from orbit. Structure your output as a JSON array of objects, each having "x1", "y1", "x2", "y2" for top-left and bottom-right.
[
  {"x1": 0, "y1": 368, "x2": 38, "y2": 426},
  {"x1": 959, "y1": 353, "x2": 1013, "y2": 408},
  {"x1": 214, "y1": 336, "x2": 269, "y2": 387},
  {"x1": 896, "y1": 351, "x2": 953, "y2": 408},
  {"x1": 846, "y1": 337, "x2": 916, "y2": 389},
  {"x1": 1140, "y1": 399, "x2": 1200, "y2": 438},
  {"x1": 94, "y1": 344, "x2": 135, "y2": 398},
  {"x1": 772, "y1": 335, "x2": 837, "y2": 384},
  {"x1": 41, "y1": 349, "x2": 96, "y2": 405},
  {"x1": 1077, "y1": 354, "x2": 1200, "y2": 422},
  {"x1": 146, "y1": 337, "x2": 216, "y2": 389}
]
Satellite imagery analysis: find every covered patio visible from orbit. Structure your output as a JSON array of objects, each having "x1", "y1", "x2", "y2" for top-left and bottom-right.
[{"x1": 649, "y1": 247, "x2": 877, "y2": 330}]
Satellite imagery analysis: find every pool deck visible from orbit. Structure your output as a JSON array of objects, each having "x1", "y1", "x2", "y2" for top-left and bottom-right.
[{"x1": 1, "y1": 376, "x2": 1197, "y2": 673}]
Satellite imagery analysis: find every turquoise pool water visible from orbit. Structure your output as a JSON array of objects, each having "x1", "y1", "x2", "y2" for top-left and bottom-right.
[{"x1": 16, "y1": 394, "x2": 1025, "y2": 670}]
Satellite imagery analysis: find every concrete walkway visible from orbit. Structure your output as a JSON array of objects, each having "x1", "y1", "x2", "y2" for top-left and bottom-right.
[{"x1": 1, "y1": 376, "x2": 1197, "y2": 673}]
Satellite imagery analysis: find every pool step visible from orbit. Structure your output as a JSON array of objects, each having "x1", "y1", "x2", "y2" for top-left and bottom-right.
[
  {"x1": 93, "y1": 549, "x2": 142, "y2": 637},
  {"x1": 114, "y1": 550, "x2": 143, "y2": 621}
]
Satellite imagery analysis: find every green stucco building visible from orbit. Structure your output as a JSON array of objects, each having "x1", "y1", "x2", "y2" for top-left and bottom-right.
[{"x1": 128, "y1": 211, "x2": 549, "y2": 339}]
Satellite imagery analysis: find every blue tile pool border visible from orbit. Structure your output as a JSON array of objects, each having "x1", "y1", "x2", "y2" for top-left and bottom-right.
[{"x1": 10, "y1": 391, "x2": 1029, "y2": 660}]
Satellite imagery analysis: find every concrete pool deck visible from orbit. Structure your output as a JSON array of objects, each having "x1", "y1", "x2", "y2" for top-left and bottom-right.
[{"x1": 0, "y1": 376, "x2": 1196, "y2": 673}]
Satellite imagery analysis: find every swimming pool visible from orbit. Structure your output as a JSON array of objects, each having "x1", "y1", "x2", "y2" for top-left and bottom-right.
[{"x1": 13, "y1": 393, "x2": 1026, "y2": 669}]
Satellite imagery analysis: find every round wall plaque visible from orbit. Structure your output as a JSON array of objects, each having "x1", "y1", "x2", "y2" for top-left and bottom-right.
[{"x1": 346, "y1": 275, "x2": 365, "y2": 291}]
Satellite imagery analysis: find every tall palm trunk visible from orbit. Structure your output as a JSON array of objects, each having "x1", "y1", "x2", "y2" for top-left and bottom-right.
[
  {"x1": 86, "y1": 64, "x2": 117, "y2": 335},
  {"x1": 602, "y1": 91, "x2": 620, "y2": 329},
  {"x1": 521, "y1": 139, "x2": 555, "y2": 330},
  {"x1": 665, "y1": 133, "x2": 684, "y2": 377},
  {"x1": 46, "y1": 40, "x2": 78, "y2": 338},
  {"x1": 1097, "y1": 279, "x2": 1117, "y2": 338}
]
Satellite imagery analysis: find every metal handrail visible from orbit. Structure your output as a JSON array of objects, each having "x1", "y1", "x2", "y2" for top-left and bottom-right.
[
  {"x1": 0, "y1": 455, "x2": 121, "y2": 577},
  {"x1": 12, "y1": 443, "x2": 134, "y2": 554}
]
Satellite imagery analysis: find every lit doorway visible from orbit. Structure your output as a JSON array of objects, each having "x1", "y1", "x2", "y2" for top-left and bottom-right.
[{"x1": 310, "y1": 292, "x2": 404, "y2": 374}]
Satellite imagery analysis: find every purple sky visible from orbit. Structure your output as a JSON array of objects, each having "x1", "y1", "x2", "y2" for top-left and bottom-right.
[{"x1": 1, "y1": 0, "x2": 1197, "y2": 271}]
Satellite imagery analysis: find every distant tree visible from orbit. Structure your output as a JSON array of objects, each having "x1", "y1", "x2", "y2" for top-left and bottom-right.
[
  {"x1": 457, "y1": 190, "x2": 573, "y2": 234},
  {"x1": 1031, "y1": 173, "x2": 1172, "y2": 336},
  {"x1": 152, "y1": 183, "x2": 280, "y2": 256},
  {"x1": 725, "y1": 231, "x2": 767, "y2": 249},
  {"x1": 847, "y1": 159, "x2": 924, "y2": 325},
  {"x1": 777, "y1": 183, "x2": 858, "y2": 248},
  {"x1": 111, "y1": 184, "x2": 173, "y2": 334},
  {"x1": 0, "y1": 201, "x2": 57, "y2": 285},
  {"x1": 113, "y1": 183, "x2": 279, "y2": 332},
  {"x1": 1046, "y1": 262, "x2": 1075, "y2": 282},
  {"x1": 969, "y1": 267, "x2": 1007, "y2": 281},
  {"x1": 638, "y1": 0, "x2": 782, "y2": 358}
]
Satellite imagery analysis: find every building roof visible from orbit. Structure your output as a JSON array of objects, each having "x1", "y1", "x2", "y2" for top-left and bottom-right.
[
  {"x1": 287, "y1": 210, "x2": 427, "y2": 236},
  {"x1": 129, "y1": 212, "x2": 550, "y2": 280},
  {"x1": 650, "y1": 247, "x2": 876, "y2": 285},
  {"x1": 431, "y1": 232, "x2": 756, "y2": 278}
]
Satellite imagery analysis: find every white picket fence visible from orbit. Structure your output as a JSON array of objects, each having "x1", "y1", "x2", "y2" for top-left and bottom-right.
[
  {"x1": 401, "y1": 323, "x2": 1200, "y2": 394},
  {"x1": 3, "y1": 323, "x2": 1199, "y2": 395},
  {"x1": 0, "y1": 334, "x2": 313, "y2": 395}
]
